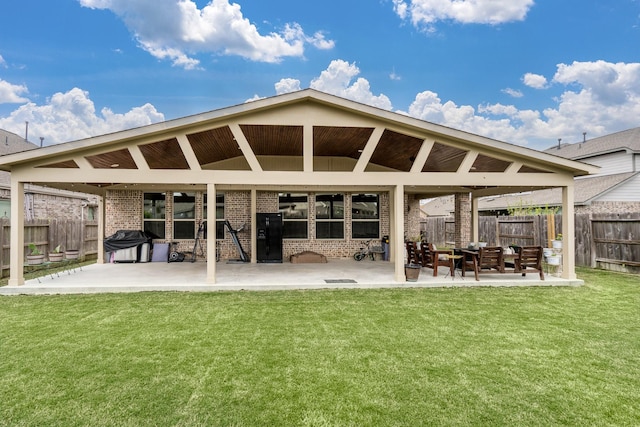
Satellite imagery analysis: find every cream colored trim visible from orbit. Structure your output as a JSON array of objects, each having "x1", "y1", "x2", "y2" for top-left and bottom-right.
[
  {"x1": 457, "y1": 150, "x2": 479, "y2": 173},
  {"x1": 176, "y1": 134, "x2": 202, "y2": 171},
  {"x1": 229, "y1": 123, "x2": 262, "y2": 172},
  {"x1": 472, "y1": 196, "x2": 479, "y2": 243},
  {"x1": 9, "y1": 178, "x2": 24, "y2": 286},
  {"x1": 505, "y1": 162, "x2": 523, "y2": 174},
  {"x1": 97, "y1": 196, "x2": 105, "y2": 264},
  {"x1": 410, "y1": 139, "x2": 435, "y2": 173},
  {"x1": 354, "y1": 127, "x2": 384, "y2": 172},
  {"x1": 128, "y1": 145, "x2": 150, "y2": 170},
  {"x1": 303, "y1": 125, "x2": 313, "y2": 172},
  {"x1": 562, "y1": 185, "x2": 576, "y2": 279},
  {"x1": 207, "y1": 183, "x2": 216, "y2": 283},
  {"x1": 250, "y1": 189, "x2": 257, "y2": 263},
  {"x1": 394, "y1": 185, "x2": 405, "y2": 282},
  {"x1": 73, "y1": 156, "x2": 93, "y2": 169}
]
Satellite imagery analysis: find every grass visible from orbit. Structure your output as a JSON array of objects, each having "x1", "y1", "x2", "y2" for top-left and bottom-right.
[{"x1": 1, "y1": 267, "x2": 638, "y2": 426}]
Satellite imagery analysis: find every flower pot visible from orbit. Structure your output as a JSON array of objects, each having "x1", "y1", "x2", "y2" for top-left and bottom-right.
[
  {"x1": 547, "y1": 255, "x2": 561, "y2": 266},
  {"x1": 26, "y1": 254, "x2": 45, "y2": 265},
  {"x1": 552, "y1": 240, "x2": 562, "y2": 249},
  {"x1": 478, "y1": 242, "x2": 487, "y2": 248},
  {"x1": 405, "y1": 264, "x2": 421, "y2": 282},
  {"x1": 49, "y1": 252, "x2": 64, "y2": 262},
  {"x1": 65, "y1": 250, "x2": 79, "y2": 260},
  {"x1": 543, "y1": 248, "x2": 553, "y2": 257}
]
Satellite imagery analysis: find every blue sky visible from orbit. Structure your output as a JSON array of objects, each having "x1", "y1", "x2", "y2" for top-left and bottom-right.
[{"x1": 1, "y1": 0, "x2": 639, "y2": 150}]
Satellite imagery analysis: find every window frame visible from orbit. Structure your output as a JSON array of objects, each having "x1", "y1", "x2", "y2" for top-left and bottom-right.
[
  {"x1": 351, "y1": 193, "x2": 380, "y2": 239},
  {"x1": 143, "y1": 192, "x2": 166, "y2": 239},
  {"x1": 315, "y1": 193, "x2": 344, "y2": 239},
  {"x1": 278, "y1": 192, "x2": 309, "y2": 239}
]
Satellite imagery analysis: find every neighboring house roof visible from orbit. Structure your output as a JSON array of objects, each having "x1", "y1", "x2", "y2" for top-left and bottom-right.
[
  {"x1": 0, "y1": 129, "x2": 39, "y2": 155},
  {"x1": 544, "y1": 127, "x2": 640, "y2": 160},
  {"x1": 423, "y1": 172, "x2": 638, "y2": 215}
]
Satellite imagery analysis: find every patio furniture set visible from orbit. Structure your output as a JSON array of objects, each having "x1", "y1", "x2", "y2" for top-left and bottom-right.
[{"x1": 406, "y1": 242, "x2": 545, "y2": 281}]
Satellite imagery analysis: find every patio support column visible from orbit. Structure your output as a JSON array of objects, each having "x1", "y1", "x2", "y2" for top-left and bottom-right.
[
  {"x1": 206, "y1": 183, "x2": 216, "y2": 283},
  {"x1": 471, "y1": 195, "x2": 479, "y2": 244},
  {"x1": 454, "y1": 192, "x2": 471, "y2": 248},
  {"x1": 393, "y1": 184, "x2": 405, "y2": 282},
  {"x1": 250, "y1": 189, "x2": 257, "y2": 263},
  {"x1": 97, "y1": 195, "x2": 105, "y2": 264},
  {"x1": 562, "y1": 184, "x2": 576, "y2": 279},
  {"x1": 8, "y1": 178, "x2": 24, "y2": 286}
]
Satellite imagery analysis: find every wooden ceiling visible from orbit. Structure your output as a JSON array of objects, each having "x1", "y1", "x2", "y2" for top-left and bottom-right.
[{"x1": 32, "y1": 124, "x2": 548, "y2": 192}]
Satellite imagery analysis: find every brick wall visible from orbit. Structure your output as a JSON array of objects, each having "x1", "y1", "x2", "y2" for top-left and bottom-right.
[
  {"x1": 575, "y1": 201, "x2": 640, "y2": 214},
  {"x1": 105, "y1": 189, "x2": 402, "y2": 260}
]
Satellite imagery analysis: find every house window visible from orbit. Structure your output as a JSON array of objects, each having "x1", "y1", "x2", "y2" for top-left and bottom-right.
[
  {"x1": 173, "y1": 192, "x2": 195, "y2": 239},
  {"x1": 203, "y1": 193, "x2": 225, "y2": 240},
  {"x1": 143, "y1": 192, "x2": 166, "y2": 239},
  {"x1": 279, "y1": 193, "x2": 308, "y2": 239},
  {"x1": 316, "y1": 193, "x2": 344, "y2": 239},
  {"x1": 351, "y1": 193, "x2": 379, "y2": 239}
]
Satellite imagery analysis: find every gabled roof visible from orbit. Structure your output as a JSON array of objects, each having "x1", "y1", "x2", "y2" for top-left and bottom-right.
[
  {"x1": 544, "y1": 127, "x2": 640, "y2": 160},
  {"x1": 0, "y1": 89, "x2": 599, "y2": 198}
]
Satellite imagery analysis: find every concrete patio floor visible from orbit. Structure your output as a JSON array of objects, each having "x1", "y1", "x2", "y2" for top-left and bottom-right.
[{"x1": 0, "y1": 258, "x2": 582, "y2": 295}]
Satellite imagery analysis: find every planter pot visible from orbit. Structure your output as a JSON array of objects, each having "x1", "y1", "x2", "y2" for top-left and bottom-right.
[
  {"x1": 552, "y1": 240, "x2": 562, "y2": 249},
  {"x1": 543, "y1": 248, "x2": 553, "y2": 257},
  {"x1": 26, "y1": 254, "x2": 45, "y2": 265},
  {"x1": 478, "y1": 242, "x2": 487, "y2": 248},
  {"x1": 547, "y1": 255, "x2": 561, "y2": 266},
  {"x1": 49, "y1": 252, "x2": 64, "y2": 262},
  {"x1": 65, "y1": 250, "x2": 80, "y2": 260},
  {"x1": 405, "y1": 264, "x2": 421, "y2": 282}
]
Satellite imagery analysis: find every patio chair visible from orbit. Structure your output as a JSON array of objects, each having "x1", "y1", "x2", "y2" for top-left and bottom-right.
[
  {"x1": 420, "y1": 243, "x2": 454, "y2": 276},
  {"x1": 405, "y1": 241, "x2": 422, "y2": 265},
  {"x1": 515, "y1": 245, "x2": 545, "y2": 280},
  {"x1": 462, "y1": 246, "x2": 504, "y2": 281}
]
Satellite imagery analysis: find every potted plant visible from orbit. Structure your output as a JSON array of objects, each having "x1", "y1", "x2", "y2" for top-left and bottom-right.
[
  {"x1": 48, "y1": 245, "x2": 64, "y2": 262},
  {"x1": 478, "y1": 238, "x2": 487, "y2": 248},
  {"x1": 26, "y1": 243, "x2": 45, "y2": 265},
  {"x1": 65, "y1": 248, "x2": 80, "y2": 260},
  {"x1": 552, "y1": 234, "x2": 562, "y2": 249},
  {"x1": 547, "y1": 254, "x2": 561, "y2": 265}
]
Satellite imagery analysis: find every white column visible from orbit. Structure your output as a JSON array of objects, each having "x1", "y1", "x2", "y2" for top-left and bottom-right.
[
  {"x1": 206, "y1": 183, "x2": 216, "y2": 283},
  {"x1": 250, "y1": 189, "x2": 257, "y2": 263},
  {"x1": 394, "y1": 184, "x2": 405, "y2": 282},
  {"x1": 8, "y1": 178, "x2": 25, "y2": 286},
  {"x1": 97, "y1": 196, "x2": 105, "y2": 264},
  {"x1": 562, "y1": 184, "x2": 576, "y2": 279}
]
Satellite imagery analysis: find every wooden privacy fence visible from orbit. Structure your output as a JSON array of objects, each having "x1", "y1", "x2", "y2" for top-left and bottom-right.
[
  {"x1": 0, "y1": 219, "x2": 99, "y2": 277},
  {"x1": 421, "y1": 213, "x2": 640, "y2": 274}
]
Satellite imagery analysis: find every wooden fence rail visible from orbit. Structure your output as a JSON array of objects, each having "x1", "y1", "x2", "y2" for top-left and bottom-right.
[
  {"x1": 0, "y1": 219, "x2": 99, "y2": 277},
  {"x1": 421, "y1": 213, "x2": 640, "y2": 274}
]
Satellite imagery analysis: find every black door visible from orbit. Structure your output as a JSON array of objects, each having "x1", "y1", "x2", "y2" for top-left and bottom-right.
[{"x1": 256, "y1": 213, "x2": 283, "y2": 263}]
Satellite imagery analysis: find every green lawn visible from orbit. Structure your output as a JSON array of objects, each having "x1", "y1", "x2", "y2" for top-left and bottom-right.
[{"x1": 1, "y1": 268, "x2": 638, "y2": 426}]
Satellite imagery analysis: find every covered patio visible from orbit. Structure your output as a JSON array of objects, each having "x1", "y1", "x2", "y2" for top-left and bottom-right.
[
  {"x1": 0, "y1": 89, "x2": 598, "y2": 287},
  {"x1": 0, "y1": 259, "x2": 581, "y2": 295}
]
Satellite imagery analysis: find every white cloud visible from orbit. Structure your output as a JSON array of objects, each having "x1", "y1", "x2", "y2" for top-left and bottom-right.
[
  {"x1": 399, "y1": 60, "x2": 640, "y2": 148},
  {"x1": 523, "y1": 73, "x2": 548, "y2": 89},
  {"x1": 275, "y1": 78, "x2": 301, "y2": 95},
  {"x1": 393, "y1": 0, "x2": 534, "y2": 28},
  {"x1": 502, "y1": 87, "x2": 523, "y2": 98},
  {"x1": 0, "y1": 79, "x2": 29, "y2": 104},
  {"x1": 0, "y1": 55, "x2": 6, "y2": 68},
  {"x1": 0, "y1": 88, "x2": 164, "y2": 145},
  {"x1": 78, "y1": 0, "x2": 334, "y2": 68},
  {"x1": 309, "y1": 60, "x2": 393, "y2": 110}
]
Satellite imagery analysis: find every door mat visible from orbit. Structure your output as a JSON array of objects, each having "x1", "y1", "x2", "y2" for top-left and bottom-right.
[{"x1": 324, "y1": 279, "x2": 357, "y2": 283}]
